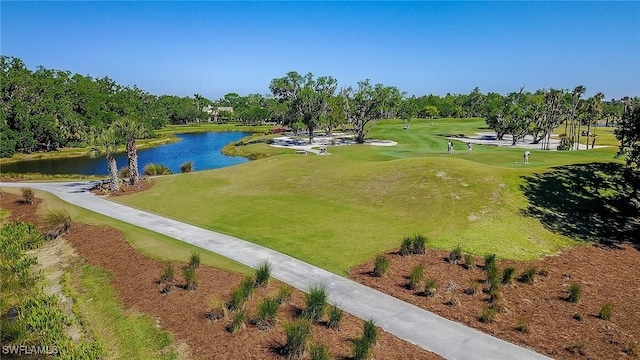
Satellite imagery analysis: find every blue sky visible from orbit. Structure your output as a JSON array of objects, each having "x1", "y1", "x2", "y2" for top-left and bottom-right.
[{"x1": 2, "y1": 1, "x2": 639, "y2": 101}]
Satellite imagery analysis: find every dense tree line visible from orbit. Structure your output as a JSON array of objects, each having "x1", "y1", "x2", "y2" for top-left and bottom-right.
[{"x1": 0, "y1": 56, "x2": 210, "y2": 157}]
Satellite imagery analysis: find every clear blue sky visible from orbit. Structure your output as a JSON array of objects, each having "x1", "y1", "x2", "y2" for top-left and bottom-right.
[{"x1": 2, "y1": 1, "x2": 639, "y2": 101}]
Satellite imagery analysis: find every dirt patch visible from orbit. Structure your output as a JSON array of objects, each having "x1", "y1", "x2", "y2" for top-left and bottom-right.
[
  {"x1": 1, "y1": 192, "x2": 440, "y2": 359},
  {"x1": 349, "y1": 246, "x2": 640, "y2": 359}
]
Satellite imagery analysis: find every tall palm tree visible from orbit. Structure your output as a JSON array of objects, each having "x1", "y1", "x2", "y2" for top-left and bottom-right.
[
  {"x1": 88, "y1": 126, "x2": 121, "y2": 192},
  {"x1": 112, "y1": 117, "x2": 147, "y2": 185}
]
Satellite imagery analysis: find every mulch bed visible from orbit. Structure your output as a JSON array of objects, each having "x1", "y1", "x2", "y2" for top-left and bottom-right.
[
  {"x1": 349, "y1": 244, "x2": 640, "y2": 359},
  {"x1": 1, "y1": 192, "x2": 440, "y2": 360}
]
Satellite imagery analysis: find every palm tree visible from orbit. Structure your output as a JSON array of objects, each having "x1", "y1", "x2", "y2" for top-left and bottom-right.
[
  {"x1": 112, "y1": 117, "x2": 147, "y2": 185},
  {"x1": 88, "y1": 126, "x2": 122, "y2": 192},
  {"x1": 585, "y1": 92, "x2": 605, "y2": 149}
]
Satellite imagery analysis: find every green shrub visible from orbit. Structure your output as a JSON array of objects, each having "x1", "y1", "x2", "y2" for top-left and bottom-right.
[
  {"x1": 327, "y1": 304, "x2": 343, "y2": 330},
  {"x1": 408, "y1": 263, "x2": 424, "y2": 290},
  {"x1": 351, "y1": 337, "x2": 373, "y2": 360},
  {"x1": 254, "y1": 260, "x2": 271, "y2": 287},
  {"x1": 465, "y1": 280, "x2": 481, "y2": 296},
  {"x1": 501, "y1": 267, "x2": 516, "y2": 285},
  {"x1": 362, "y1": 319, "x2": 378, "y2": 346},
  {"x1": 20, "y1": 188, "x2": 34, "y2": 204},
  {"x1": 276, "y1": 284, "x2": 294, "y2": 305},
  {"x1": 42, "y1": 210, "x2": 73, "y2": 238},
  {"x1": 424, "y1": 278, "x2": 438, "y2": 297},
  {"x1": 117, "y1": 166, "x2": 130, "y2": 179},
  {"x1": 373, "y1": 254, "x2": 389, "y2": 277},
  {"x1": 488, "y1": 278, "x2": 501, "y2": 303},
  {"x1": 480, "y1": 305, "x2": 497, "y2": 323},
  {"x1": 516, "y1": 316, "x2": 530, "y2": 333},
  {"x1": 411, "y1": 234, "x2": 426, "y2": 255},
  {"x1": 227, "y1": 288, "x2": 246, "y2": 311},
  {"x1": 228, "y1": 308, "x2": 246, "y2": 334},
  {"x1": 599, "y1": 302, "x2": 613, "y2": 320},
  {"x1": 206, "y1": 297, "x2": 227, "y2": 321},
  {"x1": 622, "y1": 338, "x2": 638, "y2": 356},
  {"x1": 302, "y1": 285, "x2": 327, "y2": 323},
  {"x1": 309, "y1": 342, "x2": 331, "y2": 360},
  {"x1": 283, "y1": 320, "x2": 311, "y2": 360},
  {"x1": 188, "y1": 251, "x2": 200, "y2": 269},
  {"x1": 463, "y1": 253, "x2": 475, "y2": 270},
  {"x1": 159, "y1": 265, "x2": 174, "y2": 286},
  {"x1": 519, "y1": 267, "x2": 537, "y2": 284},
  {"x1": 256, "y1": 297, "x2": 279, "y2": 330},
  {"x1": 567, "y1": 283, "x2": 581, "y2": 303},
  {"x1": 448, "y1": 245, "x2": 462, "y2": 264},
  {"x1": 180, "y1": 161, "x2": 194, "y2": 173},
  {"x1": 143, "y1": 163, "x2": 172, "y2": 176},
  {"x1": 399, "y1": 237, "x2": 412, "y2": 256},
  {"x1": 240, "y1": 276, "x2": 256, "y2": 300},
  {"x1": 183, "y1": 266, "x2": 197, "y2": 290},
  {"x1": 484, "y1": 254, "x2": 498, "y2": 284}
]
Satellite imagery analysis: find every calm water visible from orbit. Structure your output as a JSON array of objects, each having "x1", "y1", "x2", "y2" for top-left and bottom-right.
[{"x1": 1, "y1": 132, "x2": 251, "y2": 175}]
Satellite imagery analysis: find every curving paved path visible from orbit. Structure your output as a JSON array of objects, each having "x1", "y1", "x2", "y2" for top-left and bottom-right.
[{"x1": 1, "y1": 181, "x2": 551, "y2": 360}]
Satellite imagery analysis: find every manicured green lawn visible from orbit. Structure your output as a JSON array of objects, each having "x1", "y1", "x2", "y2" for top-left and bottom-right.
[{"x1": 113, "y1": 118, "x2": 620, "y2": 275}]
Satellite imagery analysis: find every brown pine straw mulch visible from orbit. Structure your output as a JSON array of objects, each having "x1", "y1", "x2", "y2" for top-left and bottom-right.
[{"x1": 1, "y1": 192, "x2": 440, "y2": 360}]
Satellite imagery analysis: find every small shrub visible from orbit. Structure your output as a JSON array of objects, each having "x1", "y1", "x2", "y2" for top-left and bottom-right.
[
  {"x1": 501, "y1": 267, "x2": 516, "y2": 285},
  {"x1": 256, "y1": 297, "x2": 279, "y2": 330},
  {"x1": 117, "y1": 166, "x2": 130, "y2": 179},
  {"x1": 622, "y1": 338, "x2": 638, "y2": 356},
  {"x1": 448, "y1": 245, "x2": 462, "y2": 264},
  {"x1": 20, "y1": 188, "x2": 34, "y2": 204},
  {"x1": 302, "y1": 284, "x2": 327, "y2": 323},
  {"x1": 42, "y1": 209, "x2": 73, "y2": 238},
  {"x1": 327, "y1": 304, "x2": 343, "y2": 330},
  {"x1": 480, "y1": 305, "x2": 497, "y2": 323},
  {"x1": 566, "y1": 339, "x2": 586, "y2": 355},
  {"x1": 206, "y1": 297, "x2": 227, "y2": 321},
  {"x1": 373, "y1": 254, "x2": 389, "y2": 277},
  {"x1": 567, "y1": 283, "x2": 582, "y2": 303},
  {"x1": 143, "y1": 163, "x2": 172, "y2": 176},
  {"x1": 399, "y1": 237, "x2": 412, "y2": 256},
  {"x1": 362, "y1": 319, "x2": 378, "y2": 346},
  {"x1": 276, "y1": 284, "x2": 294, "y2": 305},
  {"x1": 516, "y1": 316, "x2": 530, "y2": 333},
  {"x1": 599, "y1": 302, "x2": 613, "y2": 320},
  {"x1": 408, "y1": 263, "x2": 424, "y2": 290},
  {"x1": 240, "y1": 276, "x2": 256, "y2": 300},
  {"x1": 351, "y1": 337, "x2": 373, "y2": 360},
  {"x1": 254, "y1": 260, "x2": 271, "y2": 287},
  {"x1": 228, "y1": 288, "x2": 246, "y2": 311},
  {"x1": 183, "y1": 266, "x2": 197, "y2": 290},
  {"x1": 465, "y1": 280, "x2": 481, "y2": 296},
  {"x1": 463, "y1": 254, "x2": 475, "y2": 270},
  {"x1": 228, "y1": 308, "x2": 247, "y2": 334},
  {"x1": 180, "y1": 161, "x2": 194, "y2": 173},
  {"x1": 309, "y1": 342, "x2": 331, "y2": 360},
  {"x1": 489, "y1": 278, "x2": 501, "y2": 303},
  {"x1": 159, "y1": 265, "x2": 174, "y2": 287},
  {"x1": 519, "y1": 267, "x2": 537, "y2": 284},
  {"x1": 424, "y1": 278, "x2": 438, "y2": 297},
  {"x1": 484, "y1": 254, "x2": 498, "y2": 284},
  {"x1": 188, "y1": 251, "x2": 201, "y2": 269},
  {"x1": 283, "y1": 320, "x2": 311, "y2": 360},
  {"x1": 411, "y1": 234, "x2": 426, "y2": 255}
]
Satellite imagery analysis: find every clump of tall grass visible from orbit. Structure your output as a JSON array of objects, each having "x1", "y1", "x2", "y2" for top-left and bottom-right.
[
  {"x1": 424, "y1": 279, "x2": 438, "y2": 297},
  {"x1": 408, "y1": 263, "x2": 424, "y2": 291},
  {"x1": 480, "y1": 305, "x2": 497, "y2": 323},
  {"x1": 256, "y1": 297, "x2": 280, "y2": 330},
  {"x1": 362, "y1": 319, "x2": 378, "y2": 346},
  {"x1": 411, "y1": 234, "x2": 426, "y2": 255},
  {"x1": 516, "y1": 316, "x2": 530, "y2": 333},
  {"x1": 20, "y1": 188, "x2": 34, "y2": 204},
  {"x1": 309, "y1": 342, "x2": 331, "y2": 360},
  {"x1": 276, "y1": 284, "x2": 294, "y2": 305},
  {"x1": 327, "y1": 304, "x2": 343, "y2": 330},
  {"x1": 399, "y1": 237, "x2": 412, "y2": 256},
  {"x1": 302, "y1": 285, "x2": 327, "y2": 323},
  {"x1": 501, "y1": 267, "x2": 516, "y2": 285},
  {"x1": 465, "y1": 280, "x2": 481, "y2": 296},
  {"x1": 350, "y1": 320, "x2": 378, "y2": 360},
  {"x1": 599, "y1": 302, "x2": 613, "y2": 320},
  {"x1": 567, "y1": 283, "x2": 582, "y2": 303},
  {"x1": 180, "y1": 161, "x2": 194, "y2": 173},
  {"x1": 158, "y1": 265, "x2": 174, "y2": 292},
  {"x1": 283, "y1": 320, "x2": 311, "y2": 360},
  {"x1": 448, "y1": 245, "x2": 462, "y2": 264},
  {"x1": 188, "y1": 251, "x2": 200, "y2": 269},
  {"x1": 372, "y1": 254, "x2": 389, "y2": 277},
  {"x1": 42, "y1": 210, "x2": 73, "y2": 238},
  {"x1": 183, "y1": 266, "x2": 197, "y2": 290},
  {"x1": 254, "y1": 260, "x2": 271, "y2": 287},
  {"x1": 117, "y1": 166, "x2": 130, "y2": 179},
  {"x1": 239, "y1": 276, "x2": 256, "y2": 300},
  {"x1": 206, "y1": 297, "x2": 227, "y2": 321},
  {"x1": 143, "y1": 163, "x2": 172, "y2": 176},
  {"x1": 463, "y1": 253, "x2": 475, "y2": 270},
  {"x1": 484, "y1": 253, "x2": 498, "y2": 284},
  {"x1": 227, "y1": 288, "x2": 246, "y2": 311},
  {"x1": 519, "y1": 267, "x2": 537, "y2": 284},
  {"x1": 228, "y1": 308, "x2": 247, "y2": 334}
]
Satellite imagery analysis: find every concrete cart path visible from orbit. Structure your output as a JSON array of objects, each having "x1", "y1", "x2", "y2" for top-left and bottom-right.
[{"x1": 1, "y1": 181, "x2": 552, "y2": 360}]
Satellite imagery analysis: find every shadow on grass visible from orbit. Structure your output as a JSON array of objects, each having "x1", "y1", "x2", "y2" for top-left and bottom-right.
[{"x1": 520, "y1": 162, "x2": 639, "y2": 248}]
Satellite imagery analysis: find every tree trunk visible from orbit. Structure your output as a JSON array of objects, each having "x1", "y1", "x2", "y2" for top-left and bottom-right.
[
  {"x1": 127, "y1": 139, "x2": 139, "y2": 185},
  {"x1": 308, "y1": 125, "x2": 315, "y2": 144},
  {"x1": 107, "y1": 155, "x2": 119, "y2": 192}
]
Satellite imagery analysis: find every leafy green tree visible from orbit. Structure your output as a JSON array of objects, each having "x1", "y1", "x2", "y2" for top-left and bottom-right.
[
  {"x1": 615, "y1": 98, "x2": 640, "y2": 173},
  {"x1": 112, "y1": 117, "x2": 147, "y2": 185}
]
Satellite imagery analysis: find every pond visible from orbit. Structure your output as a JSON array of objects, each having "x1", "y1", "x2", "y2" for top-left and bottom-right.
[{"x1": 1, "y1": 132, "x2": 252, "y2": 176}]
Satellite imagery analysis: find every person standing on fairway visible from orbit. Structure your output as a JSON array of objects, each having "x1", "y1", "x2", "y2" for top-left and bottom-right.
[{"x1": 524, "y1": 150, "x2": 530, "y2": 164}]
